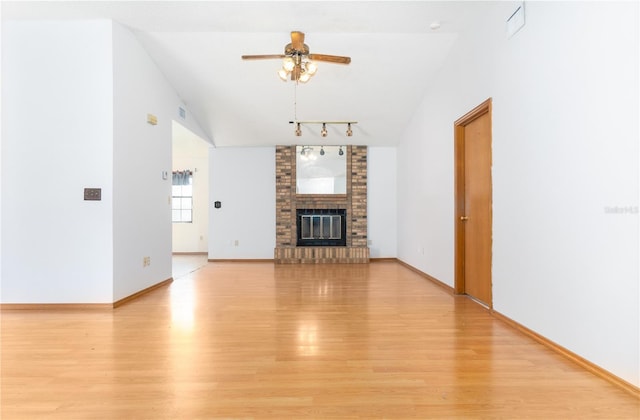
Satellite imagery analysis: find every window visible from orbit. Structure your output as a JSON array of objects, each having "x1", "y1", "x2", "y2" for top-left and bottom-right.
[{"x1": 172, "y1": 170, "x2": 193, "y2": 223}]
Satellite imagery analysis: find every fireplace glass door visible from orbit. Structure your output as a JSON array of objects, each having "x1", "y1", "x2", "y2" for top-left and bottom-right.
[
  {"x1": 296, "y1": 209, "x2": 346, "y2": 247},
  {"x1": 300, "y1": 215, "x2": 341, "y2": 240}
]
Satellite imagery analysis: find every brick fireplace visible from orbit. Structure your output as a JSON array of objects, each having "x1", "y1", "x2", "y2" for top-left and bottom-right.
[{"x1": 274, "y1": 145, "x2": 369, "y2": 263}]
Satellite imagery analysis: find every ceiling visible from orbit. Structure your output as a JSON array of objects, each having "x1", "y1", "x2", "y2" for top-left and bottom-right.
[{"x1": 3, "y1": 1, "x2": 489, "y2": 147}]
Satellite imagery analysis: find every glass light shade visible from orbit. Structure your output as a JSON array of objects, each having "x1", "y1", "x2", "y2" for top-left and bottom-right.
[
  {"x1": 278, "y1": 68, "x2": 289, "y2": 81},
  {"x1": 283, "y1": 57, "x2": 295, "y2": 72},
  {"x1": 306, "y1": 61, "x2": 318, "y2": 75},
  {"x1": 299, "y1": 73, "x2": 311, "y2": 83}
]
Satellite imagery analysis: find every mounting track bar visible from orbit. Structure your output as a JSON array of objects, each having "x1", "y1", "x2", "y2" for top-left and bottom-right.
[{"x1": 289, "y1": 121, "x2": 357, "y2": 124}]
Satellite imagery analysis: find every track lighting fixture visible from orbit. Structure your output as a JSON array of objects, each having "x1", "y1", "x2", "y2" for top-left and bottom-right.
[
  {"x1": 320, "y1": 146, "x2": 325, "y2": 156},
  {"x1": 288, "y1": 121, "x2": 357, "y2": 137},
  {"x1": 338, "y1": 146, "x2": 344, "y2": 156}
]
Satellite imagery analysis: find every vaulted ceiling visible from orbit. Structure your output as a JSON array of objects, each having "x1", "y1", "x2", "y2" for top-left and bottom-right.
[{"x1": 3, "y1": 1, "x2": 490, "y2": 147}]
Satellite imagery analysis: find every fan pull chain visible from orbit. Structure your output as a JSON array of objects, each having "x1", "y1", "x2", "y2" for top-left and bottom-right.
[{"x1": 294, "y1": 82, "x2": 298, "y2": 121}]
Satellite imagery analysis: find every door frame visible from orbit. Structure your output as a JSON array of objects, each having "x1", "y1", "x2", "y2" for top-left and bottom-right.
[{"x1": 454, "y1": 98, "x2": 493, "y2": 303}]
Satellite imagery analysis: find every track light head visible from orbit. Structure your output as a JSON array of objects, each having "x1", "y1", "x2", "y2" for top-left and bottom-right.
[{"x1": 321, "y1": 123, "x2": 328, "y2": 137}]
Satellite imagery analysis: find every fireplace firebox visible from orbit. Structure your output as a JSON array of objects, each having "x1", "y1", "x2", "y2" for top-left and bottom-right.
[{"x1": 296, "y1": 209, "x2": 347, "y2": 247}]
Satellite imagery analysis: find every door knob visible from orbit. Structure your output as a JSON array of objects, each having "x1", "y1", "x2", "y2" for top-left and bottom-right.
[{"x1": 460, "y1": 216, "x2": 469, "y2": 221}]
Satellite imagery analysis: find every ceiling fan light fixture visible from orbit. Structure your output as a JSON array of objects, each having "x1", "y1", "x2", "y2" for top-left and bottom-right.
[
  {"x1": 283, "y1": 57, "x2": 295, "y2": 72},
  {"x1": 300, "y1": 146, "x2": 314, "y2": 159},
  {"x1": 278, "y1": 68, "x2": 289, "y2": 81},
  {"x1": 306, "y1": 61, "x2": 318, "y2": 76},
  {"x1": 299, "y1": 72, "x2": 311, "y2": 83},
  {"x1": 321, "y1": 123, "x2": 328, "y2": 137},
  {"x1": 242, "y1": 32, "x2": 350, "y2": 84}
]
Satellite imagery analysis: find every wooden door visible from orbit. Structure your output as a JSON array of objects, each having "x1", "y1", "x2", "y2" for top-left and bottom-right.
[{"x1": 455, "y1": 99, "x2": 493, "y2": 307}]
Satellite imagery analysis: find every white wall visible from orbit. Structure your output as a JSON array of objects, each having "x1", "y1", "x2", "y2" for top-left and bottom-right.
[
  {"x1": 112, "y1": 22, "x2": 209, "y2": 301},
  {"x1": 397, "y1": 2, "x2": 639, "y2": 386},
  {"x1": 1, "y1": 20, "x2": 3, "y2": 302},
  {"x1": 368, "y1": 147, "x2": 397, "y2": 258},
  {"x1": 1, "y1": 20, "x2": 210, "y2": 304},
  {"x1": 209, "y1": 147, "x2": 275, "y2": 259},
  {"x1": 172, "y1": 122, "x2": 210, "y2": 253},
  {"x1": 1, "y1": 20, "x2": 114, "y2": 303}
]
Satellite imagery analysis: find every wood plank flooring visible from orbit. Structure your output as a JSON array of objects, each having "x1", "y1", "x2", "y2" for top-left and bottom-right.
[{"x1": 2, "y1": 261, "x2": 639, "y2": 419}]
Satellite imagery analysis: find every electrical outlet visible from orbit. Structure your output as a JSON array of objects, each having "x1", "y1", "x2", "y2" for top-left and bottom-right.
[{"x1": 143, "y1": 256, "x2": 151, "y2": 267}]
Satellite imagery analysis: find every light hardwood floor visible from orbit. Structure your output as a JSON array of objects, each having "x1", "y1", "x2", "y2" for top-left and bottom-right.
[
  {"x1": 172, "y1": 253, "x2": 208, "y2": 279},
  {"x1": 2, "y1": 261, "x2": 638, "y2": 419}
]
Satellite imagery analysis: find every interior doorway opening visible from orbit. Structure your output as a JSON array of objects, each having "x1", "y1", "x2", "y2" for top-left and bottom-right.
[{"x1": 171, "y1": 121, "x2": 211, "y2": 263}]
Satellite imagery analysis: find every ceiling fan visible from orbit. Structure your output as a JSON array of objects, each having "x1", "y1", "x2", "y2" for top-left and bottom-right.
[{"x1": 242, "y1": 31, "x2": 351, "y2": 83}]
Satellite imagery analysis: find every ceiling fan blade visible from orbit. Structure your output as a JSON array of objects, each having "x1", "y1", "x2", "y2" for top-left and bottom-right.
[
  {"x1": 291, "y1": 31, "x2": 305, "y2": 52},
  {"x1": 308, "y1": 54, "x2": 351, "y2": 64},
  {"x1": 241, "y1": 54, "x2": 286, "y2": 60}
]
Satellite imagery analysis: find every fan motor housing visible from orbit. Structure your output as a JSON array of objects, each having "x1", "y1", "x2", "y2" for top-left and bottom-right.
[{"x1": 285, "y1": 43, "x2": 310, "y2": 56}]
